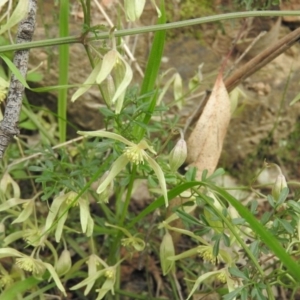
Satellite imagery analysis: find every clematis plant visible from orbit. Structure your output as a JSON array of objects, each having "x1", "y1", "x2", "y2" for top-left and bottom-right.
[{"x1": 78, "y1": 130, "x2": 169, "y2": 206}]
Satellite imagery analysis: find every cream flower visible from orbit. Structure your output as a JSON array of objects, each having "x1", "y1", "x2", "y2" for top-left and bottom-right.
[
  {"x1": 0, "y1": 248, "x2": 66, "y2": 296},
  {"x1": 71, "y1": 254, "x2": 122, "y2": 300},
  {"x1": 71, "y1": 49, "x2": 133, "y2": 114},
  {"x1": 78, "y1": 130, "x2": 169, "y2": 206},
  {"x1": 44, "y1": 191, "x2": 94, "y2": 242},
  {"x1": 186, "y1": 267, "x2": 241, "y2": 300}
]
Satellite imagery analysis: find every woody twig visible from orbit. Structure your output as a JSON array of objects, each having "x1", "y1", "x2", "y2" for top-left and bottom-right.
[{"x1": 0, "y1": 0, "x2": 37, "y2": 159}]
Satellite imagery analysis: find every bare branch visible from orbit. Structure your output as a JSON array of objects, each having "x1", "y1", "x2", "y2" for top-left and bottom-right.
[
  {"x1": 0, "y1": 0, "x2": 37, "y2": 159},
  {"x1": 225, "y1": 27, "x2": 300, "y2": 93}
]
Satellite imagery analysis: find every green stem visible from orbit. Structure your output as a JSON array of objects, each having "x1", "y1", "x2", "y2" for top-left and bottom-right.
[
  {"x1": 108, "y1": 165, "x2": 137, "y2": 263},
  {"x1": 0, "y1": 11, "x2": 299, "y2": 53},
  {"x1": 120, "y1": 165, "x2": 137, "y2": 225}
]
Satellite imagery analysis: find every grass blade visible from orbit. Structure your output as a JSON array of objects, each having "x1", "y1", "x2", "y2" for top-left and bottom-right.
[
  {"x1": 208, "y1": 183, "x2": 300, "y2": 281},
  {"x1": 58, "y1": 0, "x2": 70, "y2": 143}
]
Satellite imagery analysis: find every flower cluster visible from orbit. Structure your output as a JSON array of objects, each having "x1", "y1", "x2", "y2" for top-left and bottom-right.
[{"x1": 78, "y1": 130, "x2": 169, "y2": 206}]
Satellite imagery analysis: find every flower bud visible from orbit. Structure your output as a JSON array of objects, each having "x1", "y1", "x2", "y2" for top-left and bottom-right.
[
  {"x1": 101, "y1": 74, "x2": 115, "y2": 107},
  {"x1": 124, "y1": 0, "x2": 146, "y2": 21},
  {"x1": 56, "y1": 249, "x2": 72, "y2": 276},
  {"x1": 121, "y1": 236, "x2": 145, "y2": 252},
  {"x1": 169, "y1": 138, "x2": 187, "y2": 172},
  {"x1": 160, "y1": 231, "x2": 175, "y2": 275},
  {"x1": 173, "y1": 73, "x2": 183, "y2": 109},
  {"x1": 272, "y1": 174, "x2": 287, "y2": 202}
]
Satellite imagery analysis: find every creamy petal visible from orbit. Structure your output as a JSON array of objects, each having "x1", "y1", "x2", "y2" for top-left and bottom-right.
[
  {"x1": 78, "y1": 130, "x2": 134, "y2": 146},
  {"x1": 97, "y1": 155, "x2": 129, "y2": 194},
  {"x1": 146, "y1": 155, "x2": 168, "y2": 207}
]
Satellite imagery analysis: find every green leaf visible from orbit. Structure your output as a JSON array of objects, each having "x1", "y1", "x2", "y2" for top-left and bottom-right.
[
  {"x1": 278, "y1": 219, "x2": 294, "y2": 235},
  {"x1": 28, "y1": 166, "x2": 44, "y2": 172},
  {"x1": 175, "y1": 209, "x2": 201, "y2": 226},
  {"x1": 277, "y1": 187, "x2": 289, "y2": 206},
  {"x1": 207, "y1": 168, "x2": 225, "y2": 180},
  {"x1": 0, "y1": 277, "x2": 40, "y2": 300},
  {"x1": 260, "y1": 212, "x2": 271, "y2": 225},
  {"x1": 212, "y1": 237, "x2": 220, "y2": 257},
  {"x1": 26, "y1": 71, "x2": 43, "y2": 82},
  {"x1": 19, "y1": 119, "x2": 37, "y2": 130},
  {"x1": 99, "y1": 107, "x2": 115, "y2": 117},
  {"x1": 287, "y1": 200, "x2": 300, "y2": 214},
  {"x1": 0, "y1": 55, "x2": 30, "y2": 88},
  {"x1": 249, "y1": 200, "x2": 258, "y2": 214},
  {"x1": 222, "y1": 232, "x2": 230, "y2": 247},
  {"x1": 241, "y1": 288, "x2": 248, "y2": 300},
  {"x1": 222, "y1": 287, "x2": 243, "y2": 300},
  {"x1": 139, "y1": 0, "x2": 166, "y2": 97},
  {"x1": 249, "y1": 240, "x2": 259, "y2": 258},
  {"x1": 136, "y1": 0, "x2": 166, "y2": 139},
  {"x1": 267, "y1": 195, "x2": 275, "y2": 208},
  {"x1": 232, "y1": 217, "x2": 245, "y2": 225},
  {"x1": 228, "y1": 267, "x2": 249, "y2": 280}
]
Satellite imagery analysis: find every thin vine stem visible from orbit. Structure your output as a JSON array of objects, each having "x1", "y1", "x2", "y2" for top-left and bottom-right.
[{"x1": 0, "y1": 10, "x2": 299, "y2": 53}]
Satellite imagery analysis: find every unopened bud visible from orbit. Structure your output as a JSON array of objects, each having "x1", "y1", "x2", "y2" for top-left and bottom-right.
[
  {"x1": 160, "y1": 231, "x2": 175, "y2": 275},
  {"x1": 101, "y1": 74, "x2": 115, "y2": 107},
  {"x1": 56, "y1": 249, "x2": 72, "y2": 276},
  {"x1": 169, "y1": 138, "x2": 187, "y2": 172},
  {"x1": 272, "y1": 174, "x2": 287, "y2": 202},
  {"x1": 124, "y1": 0, "x2": 146, "y2": 21}
]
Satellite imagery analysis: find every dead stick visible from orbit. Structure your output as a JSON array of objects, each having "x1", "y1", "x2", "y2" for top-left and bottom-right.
[
  {"x1": 0, "y1": 0, "x2": 37, "y2": 159},
  {"x1": 225, "y1": 27, "x2": 300, "y2": 92}
]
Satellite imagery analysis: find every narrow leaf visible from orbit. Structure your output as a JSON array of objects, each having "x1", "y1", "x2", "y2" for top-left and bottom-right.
[{"x1": 0, "y1": 55, "x2": 30, "y2": 88}]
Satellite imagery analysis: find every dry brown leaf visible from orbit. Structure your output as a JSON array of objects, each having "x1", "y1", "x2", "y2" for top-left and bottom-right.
[{"x1": 186, "y1": 74, "x2": 231, "y2": 178}]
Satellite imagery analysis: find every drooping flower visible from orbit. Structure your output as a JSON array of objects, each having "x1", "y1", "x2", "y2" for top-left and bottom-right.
[
  {"x1": 71, "y1": 49, "x2": 133, "y2": 114},
  {"x1": 272, "y1": 173, "x2": 288, "y2": 203},
  {"x1": 124, "y1": 0, "x2": 146, "y2": 21},
  {"x1": 55, "y1": 249, "x2": 72, "y2": 276},
  {"x1": 124, "y1": 0, "x2": 161, "y2": 21},
  {"x1": 71, "y1": 254, "x2": 122, "y2": 299},
  {"x1": 106, "y1": 223, "x2": 145, "y2": 252},
  {"x1": 0, "y1": 248, "x2": 66, "y2": 296},
  {"x1": 169, "y1": 132, "x2": 187, "y2": 172},
  {"x1": 186, "y1": 267, "x2": 241, "y2": 300},
  {"x1": 78, "y1": 130, "x2": 169, "y2": 206},
  {"x1": 160, "y1": 230, "x2": 175, "y2": 275},
  {"x1": 44, "y1": 191, "x2": 94, "y2": 242}
]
